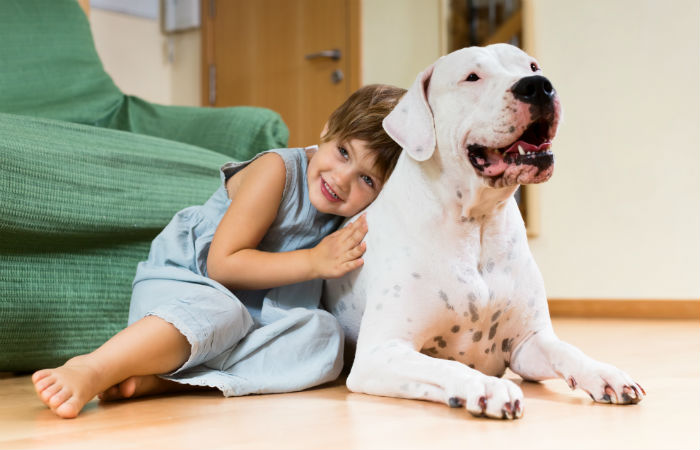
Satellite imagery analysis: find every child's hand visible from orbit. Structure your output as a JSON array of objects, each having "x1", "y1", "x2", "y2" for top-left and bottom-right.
[{"x1": 310, "y1": 214, "x2": 368, "y2": 279}]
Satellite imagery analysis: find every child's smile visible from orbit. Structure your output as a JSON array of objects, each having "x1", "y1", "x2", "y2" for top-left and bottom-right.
[
  {"x1": 320, "y1": 177, "x2": 342, "y2": 202},
  {"x1": 307, "y1": 138, "x2": 383, "y2": 217}
]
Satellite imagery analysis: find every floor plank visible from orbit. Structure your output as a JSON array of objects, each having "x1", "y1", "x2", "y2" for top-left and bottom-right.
[{"x1": 0, "y1": 318, "x2": 698, "y2": 450}]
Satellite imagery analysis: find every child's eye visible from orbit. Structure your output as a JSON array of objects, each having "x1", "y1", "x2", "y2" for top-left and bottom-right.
[
  {"x1": 338, "y1": 147, "x2": 349, "y2": 159},
  {"x1": 361, "y1": 175, "x2": 375, "y2": 188}
]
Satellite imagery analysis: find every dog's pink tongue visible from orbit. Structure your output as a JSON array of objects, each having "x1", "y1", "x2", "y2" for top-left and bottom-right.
[{"x1": 483, "y1": 149, "x2": 508, "y2": 176}]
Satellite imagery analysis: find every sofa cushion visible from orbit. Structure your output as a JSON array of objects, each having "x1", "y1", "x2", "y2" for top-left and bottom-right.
[
  {"x1": 0, "y1": 0, "x2": 123, "y2": 125},
  {"x1": 0, "y1": 112, "x2": 286, "y2": 371}
]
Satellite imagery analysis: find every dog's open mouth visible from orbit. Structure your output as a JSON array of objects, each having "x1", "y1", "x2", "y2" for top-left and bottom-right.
[{"x1": 467, "y1": 119, "x2": 555, "y2": 186}]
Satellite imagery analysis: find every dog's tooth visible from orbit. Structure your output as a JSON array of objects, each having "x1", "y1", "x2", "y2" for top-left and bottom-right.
[{"x1": 518, "y1": 145, "x2": 525, "y2": 156}]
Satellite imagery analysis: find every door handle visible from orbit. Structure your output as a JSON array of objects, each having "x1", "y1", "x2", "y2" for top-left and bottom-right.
[{"x1": 305, "y1": 49, "x2": 341, "y2": 61}]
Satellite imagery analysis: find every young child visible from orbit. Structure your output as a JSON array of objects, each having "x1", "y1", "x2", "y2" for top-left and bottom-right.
[{"x1": 32, "y1": 84, "x2": 407, "y2": 419}]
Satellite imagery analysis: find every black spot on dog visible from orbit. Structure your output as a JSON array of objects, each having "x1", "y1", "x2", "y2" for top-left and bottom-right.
[
  {"x1": 456, "y1": 190, "x2": 463, "y2": 199},
  {"x1": 491, "y1": 342, "x2": 496, "y2": 353},
  {"x1": 491, "y1": 310, "x2": 502, "y2": 322},
  {"x1": 486, "y1": 260, "x2": 495, "y2": 273},
  {"x1": 411, "y1": 272, "x2": 421, "y2": 279},
  {"x1": 501, "y1": 338, "x2": 513, "y2": 352},
  {"x1": 439, "y1": 290, "x2": 454, "y2": 310},
  {"x1": 469, "y1": 303, "x2": 479, "y2": 322},
  {"x1": 472, "y1": 331, "x2": 483, "y2": 342},
  {"x1": 489, "y1": 322, "x2": 499, "y2": 340},
  {"x1": 451, "y1": 325, "x2": 460, "y2": 333},
  {"x1": 433, "y1": 336, "x2": 447, "y2": 348},
  {"x1": 424, "y1": 347, "x2": 438, "y2": 355}
]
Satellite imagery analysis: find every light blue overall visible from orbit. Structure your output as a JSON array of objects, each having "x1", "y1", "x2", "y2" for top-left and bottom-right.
[{"x1": 128, "y1": 147, "x2": 345, "y2": 396}]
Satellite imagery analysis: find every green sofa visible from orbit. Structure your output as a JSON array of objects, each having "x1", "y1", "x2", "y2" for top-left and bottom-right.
[{"x1": 0, "y1": 0, "x2": 289, "y2": 371}]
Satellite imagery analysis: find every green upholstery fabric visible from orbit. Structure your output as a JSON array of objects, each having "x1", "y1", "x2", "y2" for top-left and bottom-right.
[
  {"x1": 106, "y1": 97, "x2": 289, "y2": 161},
  {"x1": 0, "y1": 1, "x2": 289, "y2": 371},
  {"x1": 0, "y1": 0, "x2": 123, "y2": 125}
]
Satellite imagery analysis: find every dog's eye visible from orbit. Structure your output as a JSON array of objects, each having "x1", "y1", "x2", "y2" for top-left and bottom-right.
[
  {"x1": 465, "y1": 73, "x2": 480, "y2": 82},
  {"x1": 530, "y1": 63, "x2": 539, "y2": 72}
]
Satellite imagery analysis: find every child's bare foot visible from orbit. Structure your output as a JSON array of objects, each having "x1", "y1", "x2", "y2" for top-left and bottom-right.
[
  {"x1": 32, "y1": 355, "x2": 105, "y2": 419},
  {"x1": 98, "y1": 375, "x2": 189, "y2": 401}
]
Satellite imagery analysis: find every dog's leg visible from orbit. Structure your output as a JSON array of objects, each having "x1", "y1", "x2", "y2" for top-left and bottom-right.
[
  {"x1": 509, "y1": 329, "x2": 645, "y2": 404},
  {"x1": 347, "y1": 338, "x2": 524, "y2": 419}
]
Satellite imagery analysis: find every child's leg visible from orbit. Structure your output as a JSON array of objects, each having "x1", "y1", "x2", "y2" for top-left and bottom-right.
[
  {"x1": 32, "y1": 315, "x2": 190, "y2": 419},
  {"x1": 99, "y1": 374, "x2": 209, "y2": 401},
  {"x1": 200, "y1": 307, "x2": 344, "y2": 395}
]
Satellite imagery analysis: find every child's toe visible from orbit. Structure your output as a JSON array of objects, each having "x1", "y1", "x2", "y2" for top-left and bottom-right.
[
  {"x1": 40, "y1": 382, "x2": 62, "y2": 403},
  {"x1": 55, "y1": 398, "x2": 82, "y2": 419},
  {"x1": 33, "y1": 374, "x2": 56, "y2": 393},
  {"x1": 32, "y1": 369, "x2": 52, "y2": 384},
  {"x1": 48, "y1": 387, "x2": 72, "y2": 410}
]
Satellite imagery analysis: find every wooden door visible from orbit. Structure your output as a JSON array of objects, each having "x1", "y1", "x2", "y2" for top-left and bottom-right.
[{"x1": 202, "y1": 0, "x2": 361, "y2": 148}]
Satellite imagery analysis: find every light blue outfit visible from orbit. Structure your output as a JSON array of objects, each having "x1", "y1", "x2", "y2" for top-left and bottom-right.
[{"x1": 129, "y1": 147, "x2": 345, "y2": 396}]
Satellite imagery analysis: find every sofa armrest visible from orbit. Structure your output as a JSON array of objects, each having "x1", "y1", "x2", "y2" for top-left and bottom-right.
[
  {"x1": 1, "y1": 112, "x2": 243, "y2": 370},
  {"x1": 104, "y1": 96, "x2": 289, "y2": 160}
]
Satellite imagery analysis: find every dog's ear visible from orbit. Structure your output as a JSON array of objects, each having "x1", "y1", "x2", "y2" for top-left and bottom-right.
[{"x1": 382, "y1": 64, "x2": 436, "y2": 162}]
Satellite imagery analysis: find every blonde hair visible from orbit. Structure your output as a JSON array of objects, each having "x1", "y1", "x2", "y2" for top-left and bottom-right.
[{"x1": 321, "y1": 84, "x2": 406, "y2": 181}]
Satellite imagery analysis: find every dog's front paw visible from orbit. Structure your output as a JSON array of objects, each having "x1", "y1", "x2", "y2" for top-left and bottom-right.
[
  {"x1": 448, "y1": 376, "x2": 524, "y2": 419},
  {"x1": 568, "y1": 361, "x2": 646, "y2": 405}
]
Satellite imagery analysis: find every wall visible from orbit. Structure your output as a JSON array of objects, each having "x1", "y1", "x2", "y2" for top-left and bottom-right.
[
  {"x1": 522, "y1": 0, "x2": 700, "y2": 300},
  {"x1": 362, "y1": 0, "x2": 446, "y2": 88},
  {"x1": 89, "y1": 7, "x2": 200, "y2": 106},
  {"x1": 88, "y1": 0, "x2": 699, "y2": 301}
]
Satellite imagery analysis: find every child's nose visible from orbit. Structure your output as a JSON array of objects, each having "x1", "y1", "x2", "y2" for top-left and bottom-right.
[{"x1": 334, "y1": 167, "x2": 354, "y2": 190}]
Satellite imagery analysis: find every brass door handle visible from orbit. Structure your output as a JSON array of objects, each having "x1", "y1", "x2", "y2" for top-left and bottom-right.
[{"x1": 305, "y1": 49, "x2": 342, "y2": 61}]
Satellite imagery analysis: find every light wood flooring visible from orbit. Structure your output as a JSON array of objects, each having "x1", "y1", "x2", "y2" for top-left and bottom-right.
[{"x1": 0, "y1": 318, "x2": 698, "y2": 450}]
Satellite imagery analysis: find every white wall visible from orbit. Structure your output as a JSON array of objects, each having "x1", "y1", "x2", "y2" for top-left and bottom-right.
[
  {"x1": 362, "y1": 0, "x2": 446, "y2": 88},
  {"x1": 89, "y1": 0, "x2": 699, "y2": 300},
  {"x1": 89, "y1": 8, "x2": 200, "y2": 106},
  {"x1": 523, "y1": 0, "x2": 700, "y2": 300}
]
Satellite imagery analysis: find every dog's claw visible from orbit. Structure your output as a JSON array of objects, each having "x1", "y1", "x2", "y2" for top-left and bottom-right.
[
  {"x1": 604, "y1": 385, "x2": 617, "y2": 403},
  {"x1": 566, "y1": 376, "x2": 577, "y2": 390},
  {"x1": 502, "y1": 402, "x2": 513, "y2": 419},
  {"x1": 448, "y1": 396, "x2": 464, "y2": 408},
  {"x1": 514, "y1": 399, "x2": 523, "y2": 418},
  {"x1": 467, "y1": 396, "x2": 489, "y2": 418},
  {"x1": 622, "y1": 385, "x2": 642, "y2": 404},
  {"x1": 636, "y1": 382, "x2": 647, "y2": 396}
]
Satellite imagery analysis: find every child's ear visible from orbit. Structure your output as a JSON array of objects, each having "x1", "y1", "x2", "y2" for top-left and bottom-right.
[{"x1": 382, "y1": 64, "x2": 436, "y2": 162}]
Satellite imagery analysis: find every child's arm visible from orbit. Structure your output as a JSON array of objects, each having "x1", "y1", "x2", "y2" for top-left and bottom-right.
[{"x1": 207, "y1": 153, "x2": 367, "y2": 291}]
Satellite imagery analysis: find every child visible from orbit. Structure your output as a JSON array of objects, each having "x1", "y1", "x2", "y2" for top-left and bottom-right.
[{"x1": 32, "y1": 84, "x2": 407, "y2": 419}]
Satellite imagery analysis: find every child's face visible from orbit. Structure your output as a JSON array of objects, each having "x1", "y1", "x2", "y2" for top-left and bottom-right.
[{"x1": 307, "y1": 138, "x2": 384, "y2": 217}]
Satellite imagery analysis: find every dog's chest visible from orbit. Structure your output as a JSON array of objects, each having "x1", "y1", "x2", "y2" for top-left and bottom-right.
[{"x1": 413, "y1": 231, "x2": 546, "y2": 376}]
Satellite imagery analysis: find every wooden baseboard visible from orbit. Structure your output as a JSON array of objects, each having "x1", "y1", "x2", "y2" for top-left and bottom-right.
[{"x1": 548, "y1": 299, "x2": 700, "y2": 320}]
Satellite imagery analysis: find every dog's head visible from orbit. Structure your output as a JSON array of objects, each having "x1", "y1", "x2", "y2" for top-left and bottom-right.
[{"x1": 383, "y1": 44, "x2": 561, "y2": 188}]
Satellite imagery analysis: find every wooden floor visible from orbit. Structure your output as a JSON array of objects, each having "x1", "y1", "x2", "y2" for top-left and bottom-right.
[{"x1": 0, "y1": 318, "x2": 698, "y2": 450}]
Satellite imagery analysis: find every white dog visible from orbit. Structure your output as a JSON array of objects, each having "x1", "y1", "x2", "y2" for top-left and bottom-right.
[{"x1": 323, "y1": 44, "x2": 645, "y2": 419}]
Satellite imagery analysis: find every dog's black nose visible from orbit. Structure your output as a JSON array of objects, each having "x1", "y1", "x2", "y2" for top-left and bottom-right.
[{"x1": 511, "y1": 75, "x2": 555, "y2": 105}]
